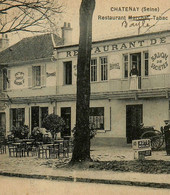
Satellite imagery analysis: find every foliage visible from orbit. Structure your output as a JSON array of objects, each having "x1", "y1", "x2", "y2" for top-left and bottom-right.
[
  {"x1": 30, "y1": 126, "x2": 43, "y2": 142},
  {"x1": 0, "y1": 127, "x2": 5, "y2": 137},
  {"x1": 11, "y1": 125, "x2": 29, "y2": 139},
  {"x1": 42, "y1": 114, "x2": 66, "y2": 138},
  {"x1": 0, "y1": 0, "x2": 63, "y2": 34}
]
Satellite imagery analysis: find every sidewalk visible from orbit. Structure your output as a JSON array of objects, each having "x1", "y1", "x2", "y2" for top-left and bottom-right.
[{"x1": 0, "y1": 146, "x2": 170, "y2": 189}]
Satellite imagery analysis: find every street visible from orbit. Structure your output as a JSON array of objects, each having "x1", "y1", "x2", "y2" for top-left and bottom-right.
[{"x1": 0, "y1": 176, "x2": 170, "y2": 195}]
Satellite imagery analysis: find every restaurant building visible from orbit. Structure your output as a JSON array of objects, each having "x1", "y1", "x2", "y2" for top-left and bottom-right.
[
  {"x1": 0, "y1": 25, "x2": 170, "y2": 146},
  {"x1": 55, "y1": 28, "x2": 170, "y2": 146}
]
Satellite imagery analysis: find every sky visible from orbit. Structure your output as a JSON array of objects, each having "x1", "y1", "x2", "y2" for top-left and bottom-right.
[{"x1": 9, "y1": 0, "x2": 170, "y2": 46}]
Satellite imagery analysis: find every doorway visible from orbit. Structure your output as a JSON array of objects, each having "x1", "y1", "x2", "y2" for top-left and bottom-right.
[
  {"x1": 130, "y1": 53, "x2": 141, "y2": 89},
  {"x1": 31, "y1": 107, "x2": 39, "y2": 130},
  {"x1": 126, "y1": 104, "x2": 143, "y2": 143},
  {"x1": 0, "y1": 113, "x2": 6, "y2": 136},
  {"x1": 61, "y1": 107, "x2": 71, "y2": 137}
]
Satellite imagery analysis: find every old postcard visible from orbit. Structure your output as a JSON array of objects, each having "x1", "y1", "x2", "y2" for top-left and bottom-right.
[{"x1": 0, "y1": 0, "x2": 170, "y2": 194}]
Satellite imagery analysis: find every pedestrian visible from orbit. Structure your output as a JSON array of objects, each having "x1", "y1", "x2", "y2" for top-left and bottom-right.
[{"x1": 164, "y1": 120, "x2": 170, "y2": 155}]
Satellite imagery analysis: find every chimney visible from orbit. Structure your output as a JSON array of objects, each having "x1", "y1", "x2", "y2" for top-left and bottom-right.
[
  {"x1": 61, "y1": 22, "x2": 72, "y2": 45},
  {"x1": 0, "y1": 34, "x2": 9, "y2": 51}
]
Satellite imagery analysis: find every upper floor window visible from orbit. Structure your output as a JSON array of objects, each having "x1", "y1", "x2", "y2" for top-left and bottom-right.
[
  {"x1": 33, "y1": 66, "x2": 41, "y2": 86},
  {"x1": 91, "y1": 59, "x2": 97, "y2": 82},
  {"x1": 123, "y1": 54, "x2": 128, "y2": 78},
  {"x1": 2, "y1": 68, "x2": 10, "y2": 90},
  {"x1": 64, "y1": 61, "x2": 72, "y2": 85},
  {"x1": 144, "y1": 51, "x2": 149, "y2": 76},
  {"x1": 100, "y1": 57, "x2": 108, "y2": 81},
  {"x1": 28, "y1": 64, "x2": 46, "y2": 88}
]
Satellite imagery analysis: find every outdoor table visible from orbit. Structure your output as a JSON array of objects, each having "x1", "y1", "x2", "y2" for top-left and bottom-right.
[
  {"x1": 12, "y1": 143, "x2": 21, "y2": 147},
  {"x1": 63, "y1": 136, "x2": 71, "y2": 140},
  {"x1": 38, "y1": 143, "x2": 59, "y2": 159},
  {"x1": 21, "y1": 139, "x2": 34, "y2": 143}
]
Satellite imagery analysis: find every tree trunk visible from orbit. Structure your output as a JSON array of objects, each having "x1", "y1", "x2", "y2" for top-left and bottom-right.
[{"x1": 71, "y1": 0, "x2": 95, "y2": 163}]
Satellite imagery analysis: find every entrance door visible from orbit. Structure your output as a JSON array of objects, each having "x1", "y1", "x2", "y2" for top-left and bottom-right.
[
  {"x1": 0, "y1": 113, "x2": 6, "y2": 136},
  {"x1": 31, "y1": 106, "x2": 39, "y2": 130},
  {"x1": 126, "y1": 105, "x2": 143, "y2": 143},
  {"x1": 61, "y1": 107, "x2": 71, "y2": 137}
]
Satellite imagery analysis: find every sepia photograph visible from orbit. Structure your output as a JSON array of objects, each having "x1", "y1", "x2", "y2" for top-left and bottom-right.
[{"x1": 0, "y1": 0, "x2": 170, "y2": 194}]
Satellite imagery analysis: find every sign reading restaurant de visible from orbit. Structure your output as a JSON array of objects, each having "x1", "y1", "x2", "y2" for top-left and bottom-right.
[{"x1": 65, "y1": 37, "x2": 166, "y2": 57}]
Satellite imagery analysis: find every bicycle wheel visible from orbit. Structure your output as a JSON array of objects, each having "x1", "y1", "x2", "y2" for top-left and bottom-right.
[{"x1": 140, "y1": 130, "x2": 163, "y2": 150}]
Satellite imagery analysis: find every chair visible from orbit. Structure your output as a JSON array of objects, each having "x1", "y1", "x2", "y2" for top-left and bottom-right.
[
  {"x1": 58, "y1": 140, "x2": 69, "y2": 158},
  {"x1": 38, "y1": 146, "x2": 49, "y2": 158},
  {"x1": 31, "y1": 146, "x2": 38, "y2": 157},
  {"x1": 0, "y1": 144, "x2": 6, "y2": 154},
  {"x1": 9, "y1": 142, "x2": 28, "y2": 157},
  {"x1": 8, "y1": 145, "x2": 17, "y2": 157},
  {"x1": 49, "y1": 144, "x2": 59, "y2": 159},
  {"x1": 43, "y1": 134, "x2": 52, "y2": 144},
  {"x1": 16, "y1": 142, "x2": 27, "y2": 157}
]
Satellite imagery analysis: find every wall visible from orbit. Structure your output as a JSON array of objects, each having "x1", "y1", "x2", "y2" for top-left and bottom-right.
[
  {"x1": 57, "y1": 31, "x2": 170, "y2": 94},
  {"x1": 7, "y1": 61, "x2": 57, "y2": 98}
]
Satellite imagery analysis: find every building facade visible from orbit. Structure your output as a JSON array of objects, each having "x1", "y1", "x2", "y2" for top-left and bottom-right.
[
  {"x1": 55, "y1": 30, "x2": 170, "y2": 146},
  {"x1": 0, "y1": 33, "x2": 62, "y2": 136},
  {"x1": 0, "y1": 28, "x2": 170, "y2": 146}
]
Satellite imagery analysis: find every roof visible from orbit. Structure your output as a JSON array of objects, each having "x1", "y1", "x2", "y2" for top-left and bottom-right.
[
  {"x1": 0, "y1": 33, "x2": 63, "y2": 65},
  {"x1": 55, "y1": 30, "x2": 170, "y2": 50}
]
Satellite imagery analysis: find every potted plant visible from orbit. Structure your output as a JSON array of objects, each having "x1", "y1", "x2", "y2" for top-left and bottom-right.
[
  {"x1": 42, "y1": 114, "x2": 66, "y2": 139},
  {"x1": 11, "y1": 125, "x2": 29, "y2": 139}
]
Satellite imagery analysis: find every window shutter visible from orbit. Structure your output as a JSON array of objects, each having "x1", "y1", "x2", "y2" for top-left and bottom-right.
[
  {"x1": 7, "y1": 69, "x2": 11, "y2": 89},
  {"x1": 41, "y1": 64, "x2": 46, "y2": 87},
  {"x1": 28, "y1": 67, "x2": 32, "y2": 88}
]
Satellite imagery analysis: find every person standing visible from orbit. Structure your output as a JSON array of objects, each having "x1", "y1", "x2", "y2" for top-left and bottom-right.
[
  {"x1": 130, "y1": 64, "x2": 138, "y2": 90},
  {"x1": 164, "y1": 120, "x2": 170, "y2": 155}
]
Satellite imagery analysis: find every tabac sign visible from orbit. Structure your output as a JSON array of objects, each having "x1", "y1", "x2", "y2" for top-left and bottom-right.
[{"x1": 132, "y1": 139, "x2": 151, "y2": 160}]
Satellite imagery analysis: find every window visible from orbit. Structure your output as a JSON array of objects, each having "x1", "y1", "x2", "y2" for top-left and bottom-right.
[
  {"x1": 91, "y1": 59, "x2": 97, "y2": 82},
  {"x1": 100, "y1": 57, "x2": 108, "y2": 81},
  {"x1": 123, "y1": 54, "x2": 128, "y2": 78},
  {"x1": 130, "y1": 53, "x2": 141, "y2": 76},
  {"x1": 89, "y1": 107, "x2": 104, "y2": 130},
  {"x1": 33, "y1": 66, "x2": 41, "y2": 86},
  {"x1": 28, "y1": 64, "x2": 46, "y2": 88},
  {"x1": 64, "y1": 61, "x2": 72, "y2": 85},
  {"x1": 144, "y1": 51, "x2": 149, "y2": 76},
  {"x1": 11, "y1": 108, "x2": 25, "y2": 128},
  {"x1": 31, "y1": 106, "x2": 48, "y2": 130},
  {"x1": 2, "y1": 68, "x2": 10, "y2": 90}
]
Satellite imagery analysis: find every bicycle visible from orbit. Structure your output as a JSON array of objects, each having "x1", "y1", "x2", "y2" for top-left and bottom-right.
[{"x1": 140, "y1": 126, "x2": 165, "y2": 151}]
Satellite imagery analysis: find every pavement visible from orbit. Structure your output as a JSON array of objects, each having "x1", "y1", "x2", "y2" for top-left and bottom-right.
[{"x1": 1, "y1": 145, "x2": 170, "y2": 189}]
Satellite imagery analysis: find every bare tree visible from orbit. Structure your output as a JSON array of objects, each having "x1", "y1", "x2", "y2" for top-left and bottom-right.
[
  {"x1": 71, "y1": 0, "x2": 95, "y2": 163},
  {"x1": 0, "y1": 0, "x2": 63, "y2": 34}
]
